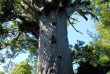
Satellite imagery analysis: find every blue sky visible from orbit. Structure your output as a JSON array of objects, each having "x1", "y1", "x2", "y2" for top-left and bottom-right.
[
  {"x1": 0, "y1": 15, "x2": 96, "y2": 72},
  {"x1": 68, "y1": 15, "x2": 96, "y2": 45}
]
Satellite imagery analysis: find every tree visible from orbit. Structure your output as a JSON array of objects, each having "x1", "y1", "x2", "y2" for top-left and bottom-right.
[
  {"x1": 0, "y1": 0, "x2": 96, "y2": 74},
  {"x1": 10, "y1": 61, "x2": 32, "y2": 74},
  {"x1": 87, "y1": 0, "x2": 110, "y2": 64},
  {"x1": 90, "y1": 0, "x2": 110, "y2": 48},
  {"x1": 81, "y1": 1, "x2": 110, "y2": 73}
]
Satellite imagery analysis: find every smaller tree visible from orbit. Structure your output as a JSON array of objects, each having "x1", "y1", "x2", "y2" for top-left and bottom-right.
[
  {"x1": 0, "y1": 71, "x2": 4, "y2": 74},
  {"x1": 10, "y1": 61, "x2": 32, "y2": 74}
]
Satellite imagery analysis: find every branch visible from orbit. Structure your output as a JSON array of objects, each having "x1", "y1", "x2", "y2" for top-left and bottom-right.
[
  {"x1": 69, "y1": 17, "x2": 79, "y2": 22},
  {"x1": 16, "y1": 32, "x2": 22, "y2": 40},
  {"x1": 22, "y1": 0, "x2": 39, "y2": 18},
  {"x1": 66, "y1": 1, "x2": 90, "y2": 16},
  {"x1": 77, "y1": 9, "x2": 88, "y2": 21},
  {"x1": 14, "y1": 14, "x2": 27, "y2": 22},
  {"x1": 77, "y1": 10, "x2": 98, "y2": 21},
  {"x1": 17, "y1": 2, "x2": 35, "y2": 15},
  {"x1": 13, "y1": 14, "x2": 33, "y2": 23},
  {"x1": 66, "y1": 1, "x2": 98, "y2": 21},
  {"x1": 68, "y1": 18, "x2": 83, "y2": 34},
  {"x1": 85, "y1": 12, "x2": 98, "y2": 20}
]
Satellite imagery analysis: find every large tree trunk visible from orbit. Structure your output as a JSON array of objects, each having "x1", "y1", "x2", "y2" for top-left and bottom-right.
[{"x1": 37, "y1": 11, "x2": 73, "y2": 74}]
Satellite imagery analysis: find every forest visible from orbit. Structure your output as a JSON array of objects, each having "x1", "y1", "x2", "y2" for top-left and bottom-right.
[{"x1": 0, "y1": 0, "x2": 110, "y2": 74}]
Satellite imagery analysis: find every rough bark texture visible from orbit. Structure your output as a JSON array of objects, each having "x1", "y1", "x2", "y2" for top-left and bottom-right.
[{"x1": 37, "y1": 11, "x2": 73, "y2": 74}]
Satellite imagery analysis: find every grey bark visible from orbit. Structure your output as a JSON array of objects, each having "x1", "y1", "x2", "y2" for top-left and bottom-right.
[{"x1": 37, "y1": 11, "x2": 73, "y2": 74}]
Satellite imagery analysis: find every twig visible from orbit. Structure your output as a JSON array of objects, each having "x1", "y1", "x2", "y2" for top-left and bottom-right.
[
  {"x1": 17, "y1": 2, "x2": 35, "y2": 15},
  {"x1": 68, "y1": 18, "x2": 83, "y2": 34},
  {"x1": 22, "y1": 0, "x2": 39, "y2": 18},
  {"x1": 76, "y1": 9, "x2": 88, "y2": 21},
  {"x1": 16, "y1": 32, "x2": 22, "y2": 40},
  {"x1": 69, "y1": 17, "x2": 79, "y2": 22}
]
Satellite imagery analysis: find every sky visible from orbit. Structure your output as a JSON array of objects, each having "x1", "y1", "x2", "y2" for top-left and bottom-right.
[
  {"x1": 0, "y1": 15, "x2": 96, "y2": 72},
  {"x1": 68, "y1": 15, "x2": 96, "y2": 45}
]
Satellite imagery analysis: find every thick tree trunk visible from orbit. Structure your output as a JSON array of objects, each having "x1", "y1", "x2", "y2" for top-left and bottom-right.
[{"x1": 37, "y1": 11, "x2": 73, "y2": 74}]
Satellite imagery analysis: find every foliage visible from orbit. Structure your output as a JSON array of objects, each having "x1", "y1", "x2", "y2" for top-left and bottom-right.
[
  {"x1": 10, "y1": 60, "x2": 32, "y2": 74},
  {"x1": 71, "y1": 40, "x2": 110, "y2": 74},
  {"x1": 87, "y1": 0, "x2": 110, "y2": 64},
  {"x1": 0, "y1": 71, "x2": 4, "y2": 74},
  {"x1": 71, "y1": 41, "x2": 99, "y2": 66},
  {"x1": 71, "y1": 40, "x2": 110, "y2": 66}
]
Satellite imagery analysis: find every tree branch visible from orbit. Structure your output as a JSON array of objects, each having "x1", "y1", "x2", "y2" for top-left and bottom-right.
[
  {"x1": 22, "y1": 0, "x2": 39, "y2": 18},
  {"x1": 66, "y1": 1, "x2": 90, "y2": 16},
  {"x1": 85, "y1": 12, "x2": 98, "y2": 20},
  {"x1": 16, "y1": 32, "x2": 22, "y2": 40},
  {"x1": 76, "y1": 9, "x2": 88, "y2": 21},
  {"x1": 17, "y1": 2, "x2": 35, "y2": 15},
  {"x1": 68, "y1": 18, "x2": 83, "y2": 34}
]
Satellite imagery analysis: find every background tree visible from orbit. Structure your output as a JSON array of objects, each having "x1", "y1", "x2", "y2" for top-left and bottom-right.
[
  {"x1": 93, "y1": 0, "x2": 110, "y2": 58},
  {"x1": 10, "y1": 61, "x2": 32, "y2": 74},
  {"x1": 88, "y1": 0, "x2": 110, "y2": 66}
]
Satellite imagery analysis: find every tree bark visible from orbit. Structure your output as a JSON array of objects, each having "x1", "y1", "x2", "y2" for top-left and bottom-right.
[{"x1": 37, "y1": 11, "x2": 73, "y2": 74}]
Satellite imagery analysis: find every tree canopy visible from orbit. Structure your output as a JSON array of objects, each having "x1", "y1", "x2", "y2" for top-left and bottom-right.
[{"x1": 93, "y1": 1, "x2": 110, "y2": 57}]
